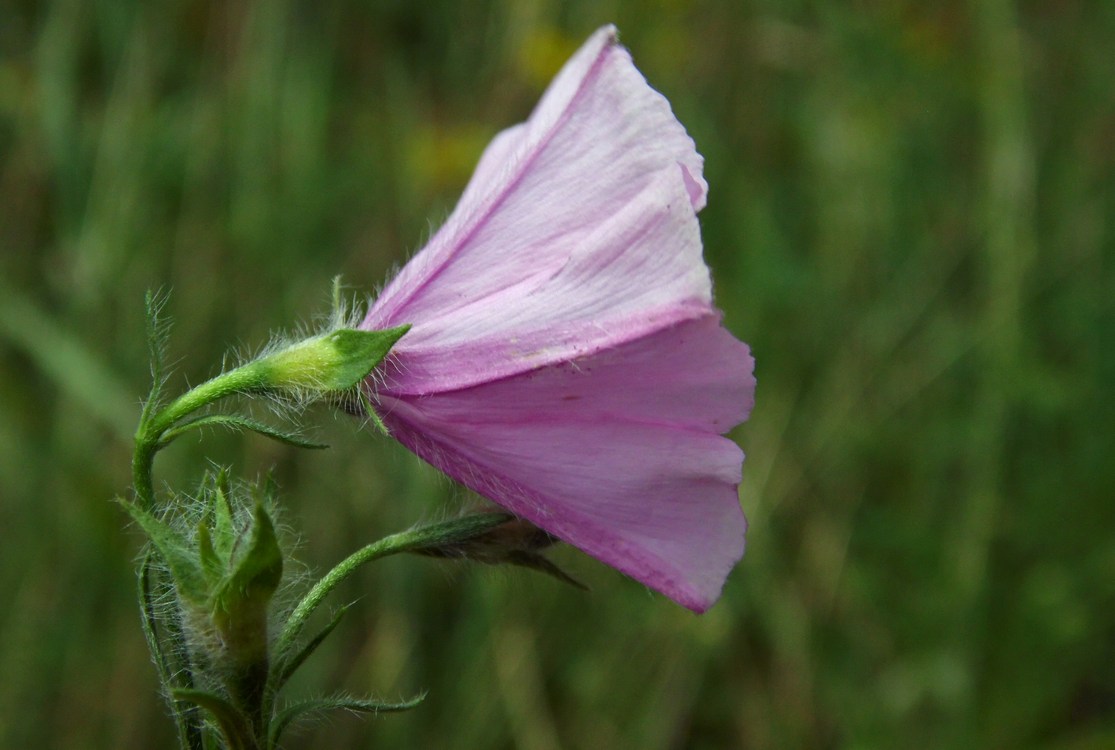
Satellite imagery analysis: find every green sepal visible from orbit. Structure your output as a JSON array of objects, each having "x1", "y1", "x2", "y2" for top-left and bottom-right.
[
  {"x1": 208, "y1": 469, "x2": 237, "y2": 562},
  {"x1": 197, "y1": 522, "x2": 223, "y2": 588},
  {"x1": 261, "y1": 471, "x2": 281, "y2": 506},
  {"x1": 117, "y1": 498, "x2": 208, "y2": 605},
  {"x1": 158, "y1": 414, "x2": 329, "y2": 451},
  {"x1": 502, "y1": 551, "x2": 589, "y2": 591},
  {"x1": 211, "y1": 502, "x2": 283, "y2": 650},
  {"x1": 411, "y1": 515, "x2": 588, "y2": 590},
  {"x1": 317, "y1": 326, "x2": 410, "y2": 391},
  {"x1": 357, "y1": 390, "x2": 390, "y2": 437},
  {"x1": 220, "y1": 502, "x2": 283, "y2": 609},
  {"x1": 172, "y1": 689, "x2": 253, "y2": 750},
  {"x1": 254, "y1": 324, "x2": 410, "y2": 394},
  {"x1": 269, "y1": 693, "x2": 426, "y2": 748}
]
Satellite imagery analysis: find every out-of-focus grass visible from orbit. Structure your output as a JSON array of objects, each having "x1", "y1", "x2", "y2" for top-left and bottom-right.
[{"x1": 1, "y1": 1, "x2": 1113, "y2": 748}]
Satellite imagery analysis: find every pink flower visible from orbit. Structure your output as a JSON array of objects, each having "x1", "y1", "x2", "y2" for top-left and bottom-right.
[{"x1": 361, "y1": 25, "x2": 755, "y2": 612}]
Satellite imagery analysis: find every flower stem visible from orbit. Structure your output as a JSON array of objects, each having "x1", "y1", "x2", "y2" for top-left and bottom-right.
[
  {"x1": 274, "y1": 513, "x2": 512, "y2": 659},
  {"x1": 132, "y1": 363, "x2": 268, "y2": 509},
  {"x1": 149, "y1": 364, "x2": 267, "y2": 437}
]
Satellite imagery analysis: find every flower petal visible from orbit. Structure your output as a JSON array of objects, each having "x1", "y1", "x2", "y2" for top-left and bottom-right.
[
  {"x1": 374, "y1": 316, "x2": 754, "y2": 611},
  {"x1": 363, "y1": 25, "x2": 712, "y2": 394}
]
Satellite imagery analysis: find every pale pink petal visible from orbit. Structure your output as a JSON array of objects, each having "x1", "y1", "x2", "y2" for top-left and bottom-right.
[
  {"x1": 374, "y1": 316, "x2": 755, "y2": 612},
  {"x1": 360, "y1": 26, "x2": 755, "y2": 611},
  {"x1": 363, "y1": 25, "x2": 712, "y2": 394}
]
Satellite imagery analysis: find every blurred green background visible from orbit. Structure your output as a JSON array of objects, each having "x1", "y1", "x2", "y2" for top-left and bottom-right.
[{"x1": 2, "y1": 1, "x2": 1113, "y2": 748}]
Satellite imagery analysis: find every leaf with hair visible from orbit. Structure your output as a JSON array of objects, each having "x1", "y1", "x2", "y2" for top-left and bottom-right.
[
  {"x1": 118, "y1": 497, "x2": 208, "y2": 604},
  {"x1": 269, "y1": 693, "x2": 426, "y2": 748},
  {"x1": 139, "y1": 553, "x2": 206, "y2": 750},
  {"x1": 269, "y1": 604, "x2": 349, "y2": 701},
  {"x1": 140, "y1": 288, "x2": 173, "y2": 429},
  {"x1": 157, "y1": 413, "x2": 328, "y2": 450}
]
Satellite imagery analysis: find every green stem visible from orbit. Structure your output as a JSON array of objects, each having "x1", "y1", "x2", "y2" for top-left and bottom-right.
[
  {"x1": 132, "y1": 438, "x2": 158, "y2": 510},
  {"x1": 148, "y1": 365, "x2": 267, "y2": 438},
  {"x1": 255, "y1": 513, "x2": 510, "y2": 740},
  {"x1": 273, "y1": 513, "x2": 511, "y2": 662},
  {"x1": 132, "y1": 363, "x2": 268, "y2": 509}
]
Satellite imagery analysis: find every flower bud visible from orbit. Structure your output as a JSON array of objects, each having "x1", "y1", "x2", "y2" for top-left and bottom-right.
[
  {"x1": 250, "y1": 325, "x2": 410, "y2": 397},
  {"x1": 413, "y1": 514, "x2": 586, "y2": 590}
]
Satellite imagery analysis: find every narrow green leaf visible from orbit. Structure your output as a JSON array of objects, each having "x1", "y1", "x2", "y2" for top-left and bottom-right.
[
  {"x1": 118, "y1": 498, "x2": 208, "y2": 604},
  {"x1": 138, "y1": 553, "x2": 174, "y2": 690},
  {"x1": 139, "y1": 554, "x2": 207, "y2": 748},
  {"x1": 139, "y1": 554, "x2": 206, "y2": 750},
  {"x1": 271, "y1": 605, "x2": 349, "y2": 696},
  {"x1": 140, "y1": 288, "x2": 172, "y2": 428},
  {"x1": 269, "y1": 693, "x2": 425, "y2": 748},
  {"x1": 173, "y1": 689, "x2": 253, "y2": 750},
  {"x1": 157, "y1": 414, "x2": 328, "y2": 450}
]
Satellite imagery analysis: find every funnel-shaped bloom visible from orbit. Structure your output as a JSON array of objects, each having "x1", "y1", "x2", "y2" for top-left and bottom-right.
[{"x1": 361, "y1": 25, "x2": 754, "y2": 612}]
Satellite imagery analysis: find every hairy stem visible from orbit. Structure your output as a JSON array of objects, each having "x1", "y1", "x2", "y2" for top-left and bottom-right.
[
  {"x1": 132, "y1": 364, "x2": 268, "y2": 509},
  {"x1": 273, "y1": 513, "x2": 512, "y2": 665}
]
